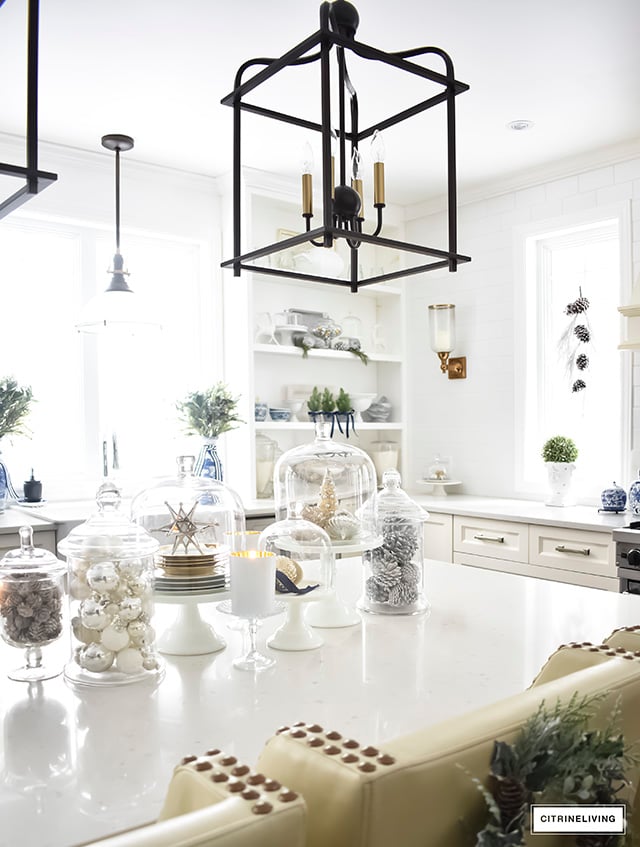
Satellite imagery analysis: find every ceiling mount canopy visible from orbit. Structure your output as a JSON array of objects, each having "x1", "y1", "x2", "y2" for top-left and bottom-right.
[
  {"x1": 220, "y1": 0, "x2": 471, "y2": 293},
  {"x1": 0, "y1": 0, "x2": 57, "y2": 218}
]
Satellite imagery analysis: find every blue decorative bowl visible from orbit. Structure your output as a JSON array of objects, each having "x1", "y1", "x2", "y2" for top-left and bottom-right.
[
  {"x1": 255, "y1": 402, "x2": 268, "y2": 421},
  {"x1": 269, "y1": 408, "x2": 291, "y2": 422},
  {"x1": 601, "y1": 481, "x2": 627, "y2": 512}
]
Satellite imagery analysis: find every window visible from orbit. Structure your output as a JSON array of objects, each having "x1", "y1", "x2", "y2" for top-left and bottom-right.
[
  {"x1": 515, "y1": 207, "x2": 631, "y2": 501},
  {"x1": 0, "y1": 217, "x2": 213, "y2": 500}
]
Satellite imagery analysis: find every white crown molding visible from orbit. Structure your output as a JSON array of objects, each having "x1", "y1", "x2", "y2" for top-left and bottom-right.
[{"x1": 405, "y1": 138, "x2": 640, "y2": 221}]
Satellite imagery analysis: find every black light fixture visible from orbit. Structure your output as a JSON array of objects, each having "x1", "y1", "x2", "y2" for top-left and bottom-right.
[
  {"x1": 220, "y1": 0, "x2": 471, "y2": 293},
  {"x1": 0, "y1": 0, "x2": 57, "y2": 217},
  {"x1": 76, "y1": 135, "x2": 159, "y2": 332}
]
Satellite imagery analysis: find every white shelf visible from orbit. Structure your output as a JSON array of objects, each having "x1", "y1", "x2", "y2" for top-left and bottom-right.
[
  {"x1": 253, "y1": 343, "x2": 402, "y2": 363},
  {"x1": 255, "y1": 421, "x2": 404, "y2": 431}
]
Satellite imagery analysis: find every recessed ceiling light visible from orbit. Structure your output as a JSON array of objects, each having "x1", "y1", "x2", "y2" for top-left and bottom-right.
[{"x1": 507, "y1": 119, "x2": 534, "y2": 131}]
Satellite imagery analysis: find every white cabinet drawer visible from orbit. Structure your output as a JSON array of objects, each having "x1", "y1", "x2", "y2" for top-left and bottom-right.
[
  {"x1": 424, "y1": 513, "x2": 452, "y2": 563},
  {"x1": 453, "y1": 516, "x2": 528, "y2": 563},
  {"x1": 529, "y1": 526, "x2": 615, "y2": 578},
  {"x1": 454, "y1": 552, "x2": 618, "y2": 591}
]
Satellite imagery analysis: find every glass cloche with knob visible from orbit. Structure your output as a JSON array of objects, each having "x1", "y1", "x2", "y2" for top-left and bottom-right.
[
  {"x1": 130, "y1": 455, "x2": 246, "y2": 573},
  {"x1": 58, "y1": 481, "x2": 162, "y2": 686},
  {"x1": 274, "y1": 414, "x2": 378, "y2": 547}
]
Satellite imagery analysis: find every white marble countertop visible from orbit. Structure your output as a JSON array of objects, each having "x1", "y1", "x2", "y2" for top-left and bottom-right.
[
  {"x1": 2, "y1": 559, "x2": 640, "y2": 847},
  {"x1": 412, "y1": 494, "x2": 631, "y2": 533}
]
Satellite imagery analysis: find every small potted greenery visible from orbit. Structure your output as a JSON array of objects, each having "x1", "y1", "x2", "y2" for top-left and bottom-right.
[
  {"x1": 177, "y1": 383, "x2": 243, "y2": 480},
  {"x1": 0, "y1": 377, "x2": 34, "y2": 506},
  {"x1": 306, "y1": 386, "x2": 355, "y2": 437},
  {"x1": 541, "y1": 435, "x2": 578, "y2": 506}
]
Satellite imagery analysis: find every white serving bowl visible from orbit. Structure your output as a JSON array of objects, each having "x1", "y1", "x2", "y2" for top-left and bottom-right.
[{"x1": 350, "y1": 393, "x2": 377, "y2": 422}]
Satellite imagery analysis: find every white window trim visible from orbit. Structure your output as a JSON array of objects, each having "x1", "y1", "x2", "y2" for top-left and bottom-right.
[{"x1": 513, "y1": 201, "x2": 633, "y2": 501}]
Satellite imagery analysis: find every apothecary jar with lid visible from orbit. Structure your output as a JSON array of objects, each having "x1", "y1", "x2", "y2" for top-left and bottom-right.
[
  {"x1": 360, "y1": 469, "x2": 430, "y2": 615},
  {"x1": 0, "y1": 525, "x2": 68, "y2": 681},
  {"x1": 274, "y1": 414, "x2": 377, "y2": 546},
  {"x1": 58, "y1": 481, "x2": 162, "y2": 686}
]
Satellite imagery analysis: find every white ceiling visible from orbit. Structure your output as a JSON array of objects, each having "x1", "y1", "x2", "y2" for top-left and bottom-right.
[{"x1": 1, "y1": 0, "x2": 639, "y2": 206}]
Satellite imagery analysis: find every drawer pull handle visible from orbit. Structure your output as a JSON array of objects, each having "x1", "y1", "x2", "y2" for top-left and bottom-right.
[
  {"x1": 473, "y1": 534, "x2": 505, "y2": 543},
  {"x1": 555, "y1": 545, "x2": 590, "y2": 556}
]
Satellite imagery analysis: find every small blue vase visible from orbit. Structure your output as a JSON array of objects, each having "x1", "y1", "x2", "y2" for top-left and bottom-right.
[
  {"x1": 600, "y1": 481, "x2": 627, "y2": 512},
  {"x1": 194, "y1": 439, "x2": 223, "y2": 481},
  {"x1": 628, "y1": 472, "x2": 640, "y2": 515},
  {"x1": 0, "y1": 450, "x2": 19, "y2": 512}
]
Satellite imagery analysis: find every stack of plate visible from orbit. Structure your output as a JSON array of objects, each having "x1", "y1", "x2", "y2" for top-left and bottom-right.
[
  {"x1": 156, "y1": 543, "x2": 229, "y2": 577},
  {"x1": 154, "y1": 569, "x2": 228, "y2": 596}
]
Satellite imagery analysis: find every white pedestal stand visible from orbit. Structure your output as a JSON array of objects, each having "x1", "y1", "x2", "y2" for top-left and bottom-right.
[
  {"x1": 416, "y1": 479, "x2": 462, "y2": 496},
  {"x1": 155, "y1": 591, "x2": 228, "y2": 656},
  {"x1": 267, "y1": 589, "x2": 326, "y2": 651}
]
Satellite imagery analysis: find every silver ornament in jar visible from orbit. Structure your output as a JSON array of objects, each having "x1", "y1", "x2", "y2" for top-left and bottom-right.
[{"x1": 58, "y1": 482, "x2": 163, "y2": 687}]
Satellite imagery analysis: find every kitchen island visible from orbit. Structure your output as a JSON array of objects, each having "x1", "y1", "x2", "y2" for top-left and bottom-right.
[{"x1": 2, "y1": 559, "x2": 640, "y2": 847}]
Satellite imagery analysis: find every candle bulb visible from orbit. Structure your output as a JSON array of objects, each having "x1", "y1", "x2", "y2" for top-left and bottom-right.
[
  {"x1": 301, "y1": 142, "x2": 314, "y2": 218},
  {"x1": 351, "y1": 148, "x2": 364, "y2": 218},
  {"x1": 230, "y1": 551, "x2": 276, "y2": 619},
  {"x1": 371, "y1": 130, "x2": 385, "y2": 207}
]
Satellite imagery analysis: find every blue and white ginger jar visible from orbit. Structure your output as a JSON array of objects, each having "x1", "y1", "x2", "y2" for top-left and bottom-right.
[
  {"x1": 628, "y1": 473, "x2": 640, "y2": 515},
  {"x1": 600, "y1": 481, "x2": 626, "y2": 512}
]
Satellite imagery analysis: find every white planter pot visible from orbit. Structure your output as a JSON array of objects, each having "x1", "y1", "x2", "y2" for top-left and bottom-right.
[{"x1": 545, "y1": 462, "x2": 576, "y2": 507}]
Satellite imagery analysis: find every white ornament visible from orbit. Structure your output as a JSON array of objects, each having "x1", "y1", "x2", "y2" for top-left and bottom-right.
[
  {"x1": 86, "y1": 562, "x2": 120, "y2": 593},
  {"x1": 118, "y1": 596, "x2": 142, "y2": 622},
  {"x1": 101, "y1": 625, "x2": 130, "y2": 652},
  {"x1": 128, "y1": 620, "x2": 155, "y2": 648},
  {"x1": 69, "y1": 558, "x2": 89, "y2": 576},
  {"x1": 79, "y1": 642, "x2": 115, "y2": 673},
  {"x1": 70, "y1": 577, "x2": 92, "y2": 600},
  {"x1": 80, "y1": 598, "x2": 111, "y2": 631},
  {"x1": 105, "y1": 602, "x2": 120, "y2": 618},
  {"x1": 126, "y1": 576, "x2": 148, "y2": 597},
  {"x1": 117, "y1": 558, "x2": 145, "y2": 580},
  {"x1": 116, "y1": 647, "x2": 144, "y2": 675},
  {"x1": 142, "y1": 655, "x2": 160, "y2": 671}
]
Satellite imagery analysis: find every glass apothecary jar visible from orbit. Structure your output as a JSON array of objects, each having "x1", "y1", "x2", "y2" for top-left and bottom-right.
[
  {"x1": 360, "y1": 469, "x2": 429, "y2": 616},
  {"x1": 274, "y1": 414, "x2": 377, "y2": 546},
  {"x1": 58, "y1": 482, "x2": 162, "y2": 686},
  {"x1": 0, "y1": 526, "x2": 67, "y2": 681}
]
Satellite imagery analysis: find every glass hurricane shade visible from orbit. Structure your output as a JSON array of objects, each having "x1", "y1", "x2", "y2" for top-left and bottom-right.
[{"x1": 428, "y1": 304, "x2": 455, "y2": 353}]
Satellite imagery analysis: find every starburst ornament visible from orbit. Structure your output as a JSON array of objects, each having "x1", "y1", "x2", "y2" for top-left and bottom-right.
[{"x1": 159, "y1": 500, "x2": 215, "y2": 554}]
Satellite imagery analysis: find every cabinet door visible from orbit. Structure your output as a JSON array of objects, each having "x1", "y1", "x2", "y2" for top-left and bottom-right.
[
  {"x1": 424, "y1": 513, "x2": 452, "y2": 563},
  {"x1": 453, "y1": 516, "x2": 528, "y2": 563},
  {"x1": 529, "y1": 525, "x2": 615, "y2": 578}
]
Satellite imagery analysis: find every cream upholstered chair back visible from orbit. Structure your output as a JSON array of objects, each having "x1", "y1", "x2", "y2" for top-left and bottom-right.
[
  {"x1": 255, "y1": 638, "x2": 640, "y2": 847},
  {"x1": 79, "y1": 749, "x2": 306, "y2": 847}
]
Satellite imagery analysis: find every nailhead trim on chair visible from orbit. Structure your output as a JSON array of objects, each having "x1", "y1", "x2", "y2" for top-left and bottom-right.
[
  {"x1": 555, "y1": 641, "x2": 640, "y2": 661},
  {"x1": 273, "y1": 724, "x2": 397, "y2": 772},
  {"x1": 175, "y1": 750, "x2": 299, "y2": 816}
]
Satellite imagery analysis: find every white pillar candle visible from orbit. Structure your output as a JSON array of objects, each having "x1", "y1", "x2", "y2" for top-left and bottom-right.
[{"x1": 230, "y1": 552, "x2": 276, "y2": 619}]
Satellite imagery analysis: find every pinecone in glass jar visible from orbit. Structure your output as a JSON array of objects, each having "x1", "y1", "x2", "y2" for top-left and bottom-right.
[
  {"x1": 381, "y1": 532, "x2": 418, "y2": 564},
  {"x1": 400, "y1": 562, "x2": 420, "y2": 587},
  {"x1": 372, "y1": 566, "x2": 402, "y2": 590},
  {"x1": 371, "y1": 546, "x2": 399, "y2": 572},
  {"x1": 387, "y1": 581, "x2": 418, "y2": 607},
  {"x1": 365, "y1": 576, "x2": 389, "y2": 603}
]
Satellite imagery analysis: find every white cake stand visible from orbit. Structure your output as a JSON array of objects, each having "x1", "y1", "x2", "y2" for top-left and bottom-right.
[
  {"x1": 154, "y1": 590, "x2": 229, "y2": 656},
  {"x1": 267, "y1": 587, "x2": 328, "y2": 651},
  {"x1": 416, "y1": 479, "x2": 462, "y2": 496}
]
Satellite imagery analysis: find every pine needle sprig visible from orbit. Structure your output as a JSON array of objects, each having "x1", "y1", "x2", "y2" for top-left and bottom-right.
[
  {"x1": 177, "y1": 383, "x2": 243, "y2": 439},
  {"x1": 0, "y1": 377, "x2": 34, "y2": 439}
]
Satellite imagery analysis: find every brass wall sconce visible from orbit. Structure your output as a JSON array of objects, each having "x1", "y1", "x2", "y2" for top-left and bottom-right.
[{"x1": 428, "y1": 304, "x2": 467, "y2": 379}]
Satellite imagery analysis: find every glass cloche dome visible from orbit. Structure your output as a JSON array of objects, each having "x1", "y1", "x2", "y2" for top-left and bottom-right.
[
  {"x1": 274, "y1": 415, "x2": 377, "y2": 547},
  {"x1": 130, "y1": 455, "x2": 245, "y2": 577}
]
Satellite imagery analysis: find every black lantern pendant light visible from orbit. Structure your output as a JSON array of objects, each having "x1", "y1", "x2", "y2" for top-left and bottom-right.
[
  {"x1": 76, "y1": 135, "x2": 159, "y2": 332},
  {"x1": 221, "y1": 0, "x2": 471, "y2": 293}
]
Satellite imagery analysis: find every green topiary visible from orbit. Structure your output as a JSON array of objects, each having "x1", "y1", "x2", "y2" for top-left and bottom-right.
[
  {"x1": 320, "y1": 388, "x2": 335, "y2": 413},
  {"x1": 542, "y1": 435, "x2": 578, "y2": 463},
  {"x1": 335, "y1": 388, "x2": 351, "y2": 414},
  {"x1": 307, "y1": 387, "x2": 322, "y2": 413},
  {"x1": 177, "y1": 383, "x2": 243, "y2": 439}
]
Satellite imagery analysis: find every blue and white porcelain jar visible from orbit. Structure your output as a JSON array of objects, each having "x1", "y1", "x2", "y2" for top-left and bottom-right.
[
  {"x1": 628, "y1": 472, "x2": 640, "y2": 515},
  {"x1": 600, "y1": 481, "x2": 627, "y2": 512}
]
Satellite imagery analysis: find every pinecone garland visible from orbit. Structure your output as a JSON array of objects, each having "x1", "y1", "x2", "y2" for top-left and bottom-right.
[
  {"x1": 493, "y1": 776, "x2": 529, "y2": 828},
  {"x1": 576, "y1": 353, "x2": 589, "y2": 370},
  {"x1": 564, "y1": 296, "x2": 590, "y2": 315},
  {"x1": 574, "y1": 324, "x2": 591, "y2": 343},
  {"x1": 572, "y1": 379, "x2": 586, "y2": 392}
]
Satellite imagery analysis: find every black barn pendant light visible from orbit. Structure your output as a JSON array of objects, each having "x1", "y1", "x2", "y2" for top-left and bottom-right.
[{"x1": 220, "y1": 0, "x2": 471, "y2": 293}]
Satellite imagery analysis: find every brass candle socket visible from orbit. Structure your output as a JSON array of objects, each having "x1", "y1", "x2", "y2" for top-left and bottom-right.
[
  {"x1": 373, "y1": 161, "x2": 385, "y2": 207},
  {"x1": 302, "y1": 173, "x2": 313, "y2": 217}
]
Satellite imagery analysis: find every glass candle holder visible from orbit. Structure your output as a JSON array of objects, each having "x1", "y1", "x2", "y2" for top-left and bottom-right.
[{"x1": 229, "y1": 551, "x2": 277, "y2": 671}]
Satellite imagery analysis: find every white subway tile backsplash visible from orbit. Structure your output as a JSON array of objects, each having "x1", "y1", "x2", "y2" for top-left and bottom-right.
[
  {"x1": 615, "y1": 159, "x2": 640, "y2": 184},
  {"x1": 578, "y1": 166, "x2": 614, "y2": 193},
  {"x1": 515, "y1": 185, "x2": 546, "y2": 208},
  {"x1": 596, "y1": 182, "x2": 632, "y2": 205},
  {"x1": 546, "y1": 175, "x2": 579, "y2": 200},
  {"x1": 562, "y1": 191, "x2": 597, "y2": 213}
]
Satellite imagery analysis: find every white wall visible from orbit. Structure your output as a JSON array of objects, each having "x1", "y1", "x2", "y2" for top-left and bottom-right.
[{"x1": 404, "y1": 153, "x2": 640, "y2": 500}]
